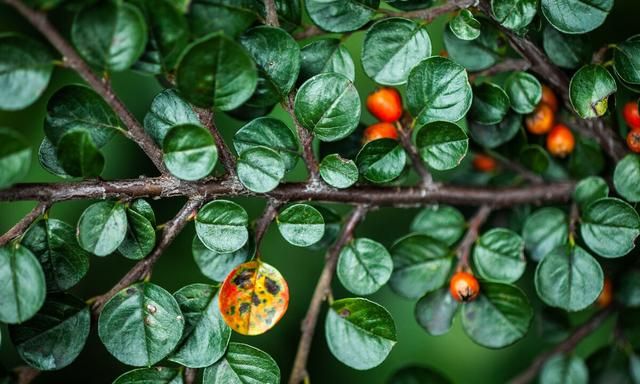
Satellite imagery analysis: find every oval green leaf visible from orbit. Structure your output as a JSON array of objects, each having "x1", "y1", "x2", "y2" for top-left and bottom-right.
[
  {"x1": 162, "y1": 123, "x2": 218, "y2": 181},
  {"x1": 573, "y1": 176, "x2": 609, "y2": 210},
  {"x1": 569, "y1": 64, "x2": 617, "y2": 119},
  {"x1": 277, "y1": 204, "x2": 325, "y2": 247},
  {"x1": 356, "y1": 138, "x2": 407, "y2": 183},
  {"x1": 113, "y1": 367, "x2": 184, "y2": 384},
  {"x1": 237, "y1": 146, "x2": 285, "y2": 193},
  {"x1": 319, "y1": 154, "x2": 358, "y2": 189},
  {"x1": 450, "y1": 9, "x2": 481, "y2": 40},
  {"x1": 337, "y1": 238, "x2": 393, "y2": 296},
  {"x1": 614, "y1": 35, "x2": 640, "y2": 85},
  {"x1": 38, "y1": 137, "x2": 70, "y2": 179},
  {"x1": 0, "y1": 128, "x2": 31, "y2": 188},
  {"x1": 505, "y1": 72, "x2": 542, "y2": 114},
  {"x1": 443, "y1": 20, "x2": 502, "y2": 71},
  {"x1": 491, "y1": 0, "x2": 536, "y2": 30},
  {"x1": 234, "y1": 117, "x2": 299, "y2": 171},
  {"x1": 469, "y1": 82, "x2": 510, "y2": 125},
  {"x1": 614, "y1": 154, "x2": 640, "y2": 203},
  {"x1": 580, "y1": 197, "x2": 640, "y2": 258},
  {"x1": 202, "y1": 342, "x2": 280, "y2": 384},
  {"x1": 473, "y1": 228, "x2": 525, "y2": 283},
  {"x1": 144, "y1": 89, "x2": 199, "y2": 146},
  {"x1": 415, "y1": 121, "x2": 469, "y2": 171},
  {"x1": 541, "y1": 0, "x2": 613, "y2": 34},
  {"x1": 468, "y1": 112, "x2": 521, "y2": 149},
  {"x1": 540, "y1": 354, "x2": 588, "y2": 384},
  {"x1": 522, "y1": 207, "x2": 568, "y2": 262},
  {"x1": 306, "y1": 0, "x2": 379, "y2": 33},
  {"x1": 0, "y1": 244, "x2": 46, "y2": 324},
  {"x1": 410, "y1": 205, "x2": 466, "y2": 246},
  {"x1": 543, "y1": 24, "x2": 591, "y2": 69},
  {"x1": 56, "y1": 130, "x2": 104, "y2": 178},
  {"x1": 77, "y1": 201, "x2": 127, "y2": 256},
  {"x1": 300, "y1": 39, "x2": 355, "y2": 83},
  {"x1": 414, "y1": 287, "x2": 459, "y2": 336},
  {"x1": 520, "y1": 144, "x2": 549, "y2": 174},
  {"x1": 192, "y1": 235, "x2": 253, "y2": 282},
  {"x1": 196, "y1": 200, "x2": 249, "y2": 254},
  {"x1": 118, "y1": 202, "x2": 157, "y2": 260}
]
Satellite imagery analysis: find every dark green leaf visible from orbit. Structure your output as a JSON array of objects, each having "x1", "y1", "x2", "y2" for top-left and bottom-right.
[
  {"x1": 98, "y1": 282, "x2": 184, "y2": 366},
  {"x1": 491, "y1": 0, "x2": 536, "y2": 30},
  {"x1": 568, "y1": 136, "x2": 605, "y2": 178},
  {"x1": 307, "y1": 205, "x2": 342, "y2": 251},
  {"x1": 130, "y1": 199, "x2": 156, "y2": 226},
  {"x1": 573, "y1": 176, "x2": 609, "y2": 210},
  {"x1": 300, "y1": 39, "x2": 355, "y2": 83},
  {"x1": 614, "y1": 154, "x2": 640, "y2": 203},
  {"x1": 337, "y1": 238, "x2": 393, "y2": 295},
  {"x1": 162, "y1": 123, "x2": 217, "y2": 181},
  {"x1": 415, "y1": 121, "x2": 469, "y2": 171},
  {"x1": 614, "y1": 35, "x2": 640, "y2": 85},
  {"x1": 77, "y1": 201, "x2": 127, "y2": 256},
  {"x1": 56, "y1": 130, "x2": 104, "y2": 178},
  {"x1": 569, "y1": 64, "x2": 616, "y2": 119},
  {"x1": 414, "y1": 287, "x2": 459, "y2": 336},
  {"x1": 38, "y1": 138, "x2": 70, "y2": 179},
  {"x1": 362, "y1": 17, "x2": 431, "y2": 85},
  {"x1": 196, "y1": 200, "x2": 249, "y2": 254},
  {"x1": 118, "y1": 203, "x2": 156, "y2": 260},
  {"x1": 541, "y1": 0, "x2": 613, "y2": 34},
  {"x1": 325, "y1": 298, "x2": 396, "y2": 370},
  {"x1": 192, "y1": 235, "x2": 253, "y2": 282},
  {"x1": 319, "y1": 154, "x2": 358, "y2": 189},
  {"x1": 386, "y1": 0, "x2": 436, "y2": 11},
  {"x1": 543, "y1": 24, "x2": 591, "y2": 69},
  {"x1": 505, "y1": 72, "x2": 542, "y2": 114},
  {"x1": 0, "y1": 128, "x2": 31, "y2": 188},
  {"x1": 618, "y1": 270, "x2": 640, "y2": 307},
  {"x1": 113, "y1": 367, "x2": 183, "y2": 384},
  {"x1": 522, "y1": 207, "x2": 568, "y2": 262},
  {"x1": 473, "y1": 228, "x2": 525, "y2": 283},
  {"x1": 450, "y1": 10, "x2": 480, "y2": 40},
  {"x1": 356, "y1": 138, "x2": 407, "y2": 183},
  {"x1": 144, "y1": 89, "x2": 199, "y2": 146},
  {"x1": 202, "y1": 342, "x2": 280, "y2": 384},
  {"x1": 306, "y1": 0, "x2": 379, "y2": 33},
  {"x1": 469, "y1": 82, "x2": 510, "y2": 125},
  {"x1": 388, "y1": 365, "x2": 451, "y2": 384},
  {"x1": 188, "y1": 0, "x2": 258, "y2": 38},
  {"x1": 443, "y1": 20, "x2": 503, "y2": 71},
  {"x1": 237, "y1": 146, "x2": 285, "y2": 193},
  {"x1": 277, "y1": 204, "x2": 325, "y2": 247},
  {"x1": 0, "y1": 244, "x2": 46, "y2": 324},
  {"x1": 234, "y1": 117, "x2": 299, "y2": 171},
  {"x1": 540, "y1": 354, "x2": 588, "y2": 384},
  {"x1": 520, "y1": 144, "x2": 549, "y2": 174},
  {"x1": 580, "y1": 197, "x2": 640, "y2": 258},
  {"x1": 468, "y1": 111, "x2": 521, "y2": 149},
  {"x1": 588, "y1": 345, "x2": 634, "y2": 383},
  {"x1": 410, "y1": 205, "x2": 466, "y2": 246},
  {"x1": 9, "y1": 294, "x2": 89, "y2": 370}
]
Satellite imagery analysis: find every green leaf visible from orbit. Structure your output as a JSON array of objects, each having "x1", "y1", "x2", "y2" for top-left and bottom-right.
[
  {"x1": 9, "y1": 294, "x2": 90, "y2": 370},
  {"x1": 473, "y1": 228, "x2": 525, "y2": 283},
  {"x1": 71, "y1": 0, "x2": 147, "y2": 71},
  {"x1": 77, "y1": 201, "x2": 128, "y2": 256},
  {"x1": 294, "y1": 73, "x2": 361, "y2": 142},
  {"x1": 406, "y1": 57, "x2": 473, "y2": 125},
  {"x1": 0, "y1": 244, "x2": 46, "y2": 324},
  {"x1": 56, "y1": 130, "x2": 104, "y2": 178},
  {"x1": 450, "y1": 10, "x2": 481, "y2": 40},
  {"x1": 389, "y1": 234, "x2": 453, "y2": 299},
  {"x1": 130, "y1": 199, "x2": 156, "y2": 226},
  {"x1": 98, "y1": 282, "x2": 184, "y2": 367},
  {"x1": 415, "y1": 121, "x2": 469, "y2": 171},
  {"x1": 386, "y1": 0, "x2": 436, "y2": 11},
  {"x1": 356, "y1": 138, "x2": 407, "y2": 183},
  {"x1": 319, "y1": 154, "x2": 358, "y2": 189},
  {"x1": 569, "y1": 136, "x2": 604, "y2": 178},
  {"x1": 234, "y1": 117, "x2": 299, "y2": 171},
  {"x1": 240, "y1": 26, "x2": 300, "y2": 98},
  {"x1": 196, "y1": 200, "x2": 249, "y2": 254},
  {"x1": 414, "y1": 287, "x2": 459, "y2": 336},
  {"x1": 277, "y1": 204, "x2": 325, "y2": 247},
  {"x1": 362, "y1": 17, "x2": 431, "y2": 85},
  {"x1": 543, "y1": 24, "x2": 592, "y2": 69},
  {"x1": 237, "y1": 146, "x2": 285, "y2": 193},
  {"x1": 618, "y1": 270, "x2": 640, "y2": 307},
  {"x1": 144, "y1": 89, "x2": 199, "y2": 146},
  {"x1": 337, "y1": 238, "x2": 393, "y2": 295},
  {"x1": 614, "y1": 35, "x2": 640, "y2": 85},
  {"x1": 170, "y1": 284, "x2": 231, "y2": 368},
  {"x1": 388, "y1": 365, "x2": 451, "y2": 384},
  {"x1": 192, "y1": 235, "x2": 253, "y2": 282},
  {"x1": 176, "y1": 33, "x2": 257, "y2": 110},
  {"x1": 22, "y1": 218, "x2": 90, "y2": 292},
  {"x1": 491, "y1": 0, "x2": 536, "y2": 30},
  {"x1": 573, "y1": 176, "x2": 609, "y2": 210},
  {"x1": 300, "y1": 39, "x2": 355, "y2": 83},
  {"x1": 305, "y1": 0, "x2": 379, "y2": 33},
  {"x1": 569, "y1": 64, "x2": 617, "y2": 119},
  {"x1": 410, "y1": 205, "x2": 466, "y2": 246},
  {"x1": 113, "y1": 367, "x2": 183, "y2": 384},
  {"x1": 202, "y1": 342, "x2": 280, "y2": 384},
  {"x1": 580, "y1": 198, "x2": 640, "y2": 258},
  {"x1": 522, "y1": 207, "x2": 568, "y2": 262},
  {"x1": 118, "y1": 202, "x2": 157, "y2": 260},
  {"x1": 520, "y1": 144, "x2": 549, "y2": 174},
  {"x1": 307, "y1": 205, "x2": 342, "y2": 251},
  {"x1": 614, "y1": 154, "x2": 640, "y2": 203},
  {"x1": 325, "y1": 298, "x2": 396, "y2": 370},
  {"x1": 188, "y1": 0, "x2": 258, "y2": 39},
  {"x1": 505, "y1": 72, "x2": 542, "y2": 114},
  {"x1": 162, "y1": 123, "x2": 218, "y2": 181},
  {"x1": 469, "y1": 82, "x2": 510, "y2": 125},
  {"x1": 540, "y1": 354, "x2": 588, "y2": 384},
  {"x1": 38, "y1": 138, "x2": 70, "y2": 179},
  {"x1": 44, "y1": 84, "x2": 119, "y2": 148},
  {"x1": 461, "y1": 282, "x2": 532, "y2": 348},
  {"x1": 0, "y1": 34, "x2": 53, "y2": 111},
  {"x1": 535, "y1": 245, "x2": 603, "y2": 311},
  {"x1": 468, "y1": 112, "x2": 521, "y2": 149},
  {"x1": 541, "y1": 0, "x2": 613, "y2": 34},
  {"x1": 0, "y1": 128, "x2": 31, "y2": 188},
  {"x1": 443, "y1": 20, "x2": 502, "y2": 71}
]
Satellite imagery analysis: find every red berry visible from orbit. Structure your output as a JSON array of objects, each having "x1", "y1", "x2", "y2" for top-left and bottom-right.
[
  {"x1": 449, "y1": 272, "x2": 480, "y2": 302},
  {"x1": 546, "y1": 123, "x2": 575, "y2": 158},
  {"x1": 366, "y1": 88, "x2": 403, "y2": 123},
  {"x1": 623, "y1": 101, "x2": 640, "y2": 129},
  {"x1": 627, "y1": 129, "x2": 640, "y2": 153},
  {"x1": 363, "y1": 122, "x2": 398, "y2": 144},
  {"x1": 540, "y1": 85, "x2": 558, "y2": 112},
  {"x1": 473, "y1": 154, "x2": 497, "y2": 173},
  {"x1": 525, "y1": 104, "x2": 555, "y2": 135}
]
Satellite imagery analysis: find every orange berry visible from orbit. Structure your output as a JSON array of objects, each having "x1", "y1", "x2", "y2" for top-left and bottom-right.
[
  {"x1": 366, "y1": 88, "x2": 403, "y2": 123},
  {"x1": 540, "y1": 85, "x2": 558, "y2": 112},
  {"x1": 627, "y1": 129, "x2": 640, "y2": 153},
  {"x1": 363, "y1": 122, "x2": 398, "y2": 143},
  {"x1": 473, "y1": 154, "x2": 497, "y2": 173},
  {"x1": 449, "y1": 271, "x2": 480, "y2": 302},
  {"x1": 525, "y1": 103, "x2": 555, "y2": 135},
  {"x1": 546, "y1": 123, "x2": 575, "y2": 157},
  {"x1": 596, "y1": 277, "x2": 613, "y2": 308},
  {"x1": 623, "y1": 101, "x2": 640, "y2": 129}
]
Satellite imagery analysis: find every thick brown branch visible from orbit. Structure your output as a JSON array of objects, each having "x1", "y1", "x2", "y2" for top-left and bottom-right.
[
  {"x1": 0, "y1": 201, "x2": 49, "y2": 246},
  {"x1": 469, "y1": 58, "x2": 531, "y2": 82},
  {"x1": 397, "y1": 120, "x2": 434, "y2": 188},
  {"x1": 194, "y1": 107, "x2": 237, "y2": 176},
  {"x1": 509, "y1": 307, "x2": 615, "y2": 384},
  {"x1": 4, "y1": 0, "x2": 167, "y2": 173},
  {"x1": 288, "y1": 204, "x2": 369, "y2": 384},
  {"x1": 254, "y1": 199, "x2": 282, "y2": 247},
  {"x1": 90, "y1": 199, "x2": 201, "y2": 313},
  {"x1": 456, "y1": 205, "x2": 492, "y2": 269},
  {"x1": 285, "y1": 93, "x2": 320, "y2": 182}
]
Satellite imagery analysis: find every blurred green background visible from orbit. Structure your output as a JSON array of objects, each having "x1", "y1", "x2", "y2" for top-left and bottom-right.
[{"x1": 1, "y1": 2, "x2": 638, "y2": 383}]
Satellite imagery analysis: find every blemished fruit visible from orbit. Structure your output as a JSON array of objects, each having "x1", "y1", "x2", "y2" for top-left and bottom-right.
[
  {"x1": 473, "y1": 154, "x2": 497, "y2": 172},
  {"x1": 540, "y1": 85, "x2": 558, "y2": 112},
  {"x1": 366, "y1": 87, "x2": 403, "y2": 123},
  {"x1": 450, "y1": 271, "x2": 480, "y2": 302},
  {"x1": 525, "y1": 103, "x2": 555, "y2": 135},
  {"x1": 546, "y1": 124, "x2": 575, "y2": 157},
  {"x1": 363, "y1": 122, "x2": 398, "y2": 143},
  {"x1": 596, "y1": 277, "x2": 613, "y2": 308},
  {"x1": 623, "y1": 101, "x2": 640, "y2": 129},
  {"x1": 627, "y1": 129, "x2": 640, "y2": 153}
]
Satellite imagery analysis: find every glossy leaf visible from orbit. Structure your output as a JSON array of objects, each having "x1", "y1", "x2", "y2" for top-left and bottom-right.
[
  {"x1": 569, "y1": 64, "x2": 616, "y2": 119},
  {"x1": 306, "y1": 0, "x2": 379, "y2": 33},
  {"x1": 294, "y1": 73, "x2": 361, "y2": 142},
  {"x1": 56, "y1": 130, "x2": 104, "y2": 178},
  {"x1": 308, "y1": 205, "x2": 342, "y2": 251},
  {"x1": 237, "y1": 146, "x2": 285, "y2": 193},
  {"x1": 543, "y1": 24, "x2": 591, "y2": 69},
  {"x1": 469, "y1": 82, "x2": 510, "y2": 125},
  {"x1": 113, "y1": 367, "x2": 183, "y2": 384},
  {"x1": 196, "y1": 200, "x2": 249, "y2": 254},
  {"x1": 569, "y1": 136, "x2": 604, "y2": 178},
  {"x1": 614, "y1": 154, "x2": 640, "y2": 203},
  {"x1": 450, "y1": 10, "x2": 480, "y2": 40},
  {"x1": 118, "y1": 201, "x2": 156, "y2": 260},
  {"x1": 218, "y1": 261, "x2": 289, "y2": 336},
  {"x1": 38, "y1": 138, "x2": 70, "y2": 179},
  {"x1": 410, "y1": 205, "x2": 466, "y2": 246},
  {"x1": 614, "y1": 35, "x2": 640, "y2": 85},
  {"x1": 0, "y1": 128, "x2": 31, "y2": 188},
  {"x1": 77, "y1": 201, "x2": 127, "y2": 256},
  {"x1": 337, "y1": 238, "x2": 393, "y2": 295},
  {"x1": 473, "y1": 228, "x2": 525, "y2": 283},
  {"x1": 522, "y1": 207, "x2": 568, "y2": 262},
  {"x1": 325, "y1": 298, "x2": 396, "y2": 370},
  {"x1": 98, "y1": 282, "x2": 184, "y2": 366},
  {"x1": 415, "y1": 287, "x2": 459, "y2": 336},
  {"x1": 540, "y1": 354, "x2": 588, "y2": 384},
  {"x1": 300, "y1": 39, "x2": 355, "y2": 82},
  {"x1": 277, "y1": 204, "x2": 325, "y2": 247},
  {"x1": 505, "y1": 72, "x2": 542, "y2": 114},
  {"x1": 580, "y1": 198, "x2": 640, "y2": 258},
  {"x1": 443, "y1": 20, "x2": 502, "y2": 71},
  {"x1": 468, "y1": 112, "x2": 521, "y2": 149},
  {"x1": 356, "y1": 138, "x2": 407, "y2": 183},
  {"x1": 9, "y1": 294, "x2": 90, "y2": 370},
  {"x1": 520, "y1": 144, "x2": 549, "y2": 174},
  {"x1": 202, "y1": 343, "x2": 280, "y2": 384},
  {"x1": 188, "y1": 0, "x2": 258, "y2": 38},
  {"x1": 144, "y1": 89, "x2": 199, "y2": 146},
  {"x1": 233, "y1": 117, "x2": 298, "y2": 171},
  {"x1": 162, "y1": 123, "x2": 217, "y2": 181},
  {"x1": 406, "y1": 57, "x2": 472, "y2": 125},
  {"x1": 541, "y1": 0, "x2": 613, "y2": 34},
  {"x1": 415, "y1": 121, "x2": 469, "y2": 171},
  {"x1": 389, "y1": 234, "x2": 453, "y2": 299},
  {"x1": 362, "y1": 17, "x2": 431, "y2": 85},
  {"x1": 319, "y1": 154, "x2": 358, "y2": 189},
  {"x1": 0, "y1": 244, "x2": 46, "y2": 324},
  {"x1": 192, "y1": 235, "x2": 253, "y2": 283},
  {"x1": 573, "y1": 176, "x2": 609, "y2": 210},
  {"x1": 491, "y1": 0, "x2": 536, "y2": 30}
]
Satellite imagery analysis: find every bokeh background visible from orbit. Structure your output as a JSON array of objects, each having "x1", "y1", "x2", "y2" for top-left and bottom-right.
[{"x1": 1, "y1": 2, "x2": 639, "y2": 383}]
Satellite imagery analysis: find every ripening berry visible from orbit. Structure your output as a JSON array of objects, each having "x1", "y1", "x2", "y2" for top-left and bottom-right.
[
  {"x1": 366, "y1": 88, "x2": 403, "y2": 123},
  {"x1": 525, "y1": 103, "x2": 555, "y2": 135},
  {"x1": 546, "y1": 123, "x2": 575, "y2": 157},
  {"x1": 596, "y1": 277, "x2": 613, "y2": 308},
  {"x1": 363, "y1": 122, "x2": 398, "y2": 143},
  {"x1": 627, "y1": 129, "x2": 640, "y2": 153},
  {"x1": 473, "y1": 154, "x2": 497, "y2": 173},
  {"x1": 623, "y1": 101, "x2": 640, "y2": 129},
  {"x1": 449, "y1": 271, "x2": 480, "y2": 302},
  {"x1": 540, "y1": 85, "x2": 558, "y2": 112}
]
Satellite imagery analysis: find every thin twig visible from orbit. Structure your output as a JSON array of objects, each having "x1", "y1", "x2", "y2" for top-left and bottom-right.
[
  {"x1": 13, "y1": 366, "x2": 40, "y2": 384},
  {"x1": 397, "y1": 116, "x2": 435, "y2": 189},
  {"x1": 456, "y1": 205, "x2": 492, "y2": 270},
  {"x1": 509, "y1": 307, "x2": 615, "y2": 384},
  {"x1": 284, "y1": 93, "x2": 320, "y2": 182},
  {"x1": 254, "y1": 199, "x2": 282, "y2": 248},
  {"x1": 469, "y1": 58, "x2": 531, "y2": 81},
  {"x1": 184, "y1": 368, "x2": 197, "y2": 384},
  {"x1": 0, "y1": 201, "x2": 49, "y2": 246},
  {"x1": 263, "y1": 0, "x2": 279, "y2": 27},
  {"x1": 383, "y1": 0, "x2": 476, "y2": 20},
  {"x1": 288, "y1": 205, "x2": 369, "y2": 384},
  {"x1": 194, "y1": 107, "x2": 237, "y2": 176}
]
